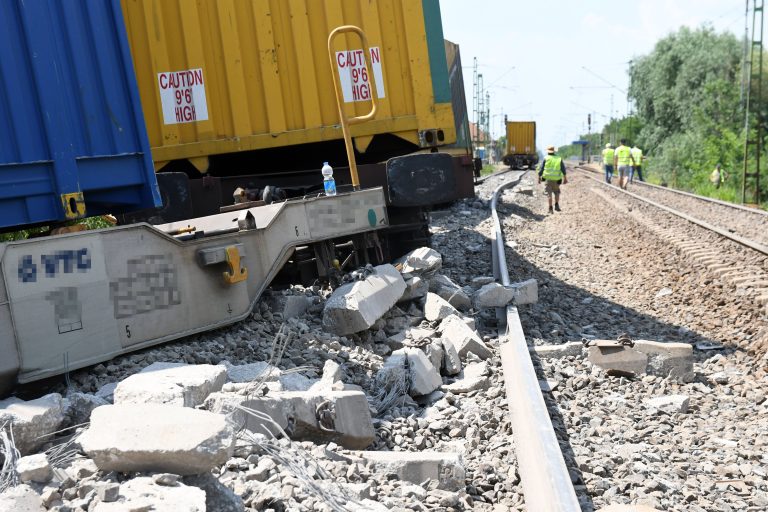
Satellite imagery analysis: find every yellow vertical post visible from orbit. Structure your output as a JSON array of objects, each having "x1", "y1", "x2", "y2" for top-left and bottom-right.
[{"x1": 327, "y1": 26, "x2": 378, "y2": 188}]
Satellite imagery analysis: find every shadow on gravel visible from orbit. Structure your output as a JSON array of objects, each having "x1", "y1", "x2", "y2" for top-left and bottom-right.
[
  {"x1": 497, "y1": 246, "x2": 724, "y2": 509},
  {"x1": 497, "y1": 199, "x2": 547, "y2": 223}
]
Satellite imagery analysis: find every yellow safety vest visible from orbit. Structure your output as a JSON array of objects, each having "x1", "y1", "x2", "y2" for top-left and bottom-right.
[
  {"x1": 616, "y1": 145, "x2": 632, "y2": 166},
  {"x1": 602, "y1": 148, "x2": 615, "y2": 165},
  {"x1": 631, "y1": 147, "x2": 643, "y2": 166},
  {"x1": 542, "y1": 155, "x2": 563, "y2": 181}
]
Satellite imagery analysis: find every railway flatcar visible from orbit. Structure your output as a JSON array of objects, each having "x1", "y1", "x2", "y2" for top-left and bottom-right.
[{"x1": 0, "y1": 0, "x2": 475, "y2": 394}]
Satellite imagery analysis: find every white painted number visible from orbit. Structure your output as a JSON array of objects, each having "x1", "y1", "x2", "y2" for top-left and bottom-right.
[
  {"x1": 335, "y1": 47, "x2": 385, "y2": 103},
  {"x1": 157, "y1": 68, "x2": 209, "y2": 125}
]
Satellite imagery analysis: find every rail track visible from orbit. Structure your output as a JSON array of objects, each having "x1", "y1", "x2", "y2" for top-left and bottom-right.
[
  {"x1": 488, "y1": 170, "x2": 582, "y2": 511},
  {"x1": 574, "y1": 164, "x2": 768, "y2": 254}
]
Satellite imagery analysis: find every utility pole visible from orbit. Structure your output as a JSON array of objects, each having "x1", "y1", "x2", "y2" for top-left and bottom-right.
[
  {"x1": 472, "y1": 57, "x2": 479, "y2": 155},
  {"x1": 741, "y1": 0, "x2": 751, "y2": 109},
  {"x1": 743, "y1": 0, "x2": 764, "y2": 205}
]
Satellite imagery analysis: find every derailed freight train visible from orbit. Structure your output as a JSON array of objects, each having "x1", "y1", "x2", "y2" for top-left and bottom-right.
[
  {"x1": 0, "y1": 0, "x2": 474, "y2": 393},
  {"x1": 119, "y1": 0, "x2": 475, "y2": 252}
]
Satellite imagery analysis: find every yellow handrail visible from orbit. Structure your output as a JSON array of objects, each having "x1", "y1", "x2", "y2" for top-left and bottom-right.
[{"x1": 327, "y1": 25, "x2": 379, "y2": 188}]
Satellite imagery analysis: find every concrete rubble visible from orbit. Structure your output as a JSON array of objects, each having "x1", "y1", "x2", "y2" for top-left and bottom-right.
[
  {"x1": 0, "y1": 177, "x2": 761, "y2": 511},
  {"x1": 357, "y1": 451, "x2": 466, "y2": 491},
  {"x1": 394, "y1": 246, "x2": 442, "y2": 276},
  {"x1": 113, "y1": 362, "x2": 227, "y2": 407},
  {"x1": 0, "y1": 393, "x2": 65, "y2": 455},
  {"x1": 439, "y1": 314, "x2": 492, "y2": 360},
  {"x1": 472, "y1": 279, "x2": 538, "y2": 308},
  {"x1": 323, "y1": 264, "x2": 406, "y2": 335},
  {"x1": 398, "y1": 273, "x2": 428, "y2": 302},
  {"x1": 645, "y1": 394, "x2": 690, "y2": 415},
  {"x1": 442, "y1": 361, "x2": 491, "y2": 394},
  {"x1": 424, "y1": 292, "x2": 459, "y2": 322},
  {"x1": 91, "y1": 476, "x2": 207, "y2": 512},
  {"x1": 0, "y1": 484, "x2": 44, "y2": 512},
  {"x1": 400, "y1": 347, "x2": 442, "y2": 397},
  {"x1": 429, "y1": 274, "x2": 471, "y2": 310},
  {"x1": 205, "y1": 389, "x2": 375, "y2": 449},
  {"x1": 79, "y1": 404, "x2": 235, "y2": 474},
  {"x1": 587, "y1": 340, "x2": 694, "y2": 381},
  {"x1": 62, "y1": 392, "x2": 109, "y2": 426},
  {"x1": 16, "y1": 454, "x2": 52, "y2": 484}
]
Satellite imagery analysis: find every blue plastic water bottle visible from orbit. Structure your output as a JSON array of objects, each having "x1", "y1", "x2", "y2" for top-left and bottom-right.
[{"x1": 322, "y1": 162, "x2": 336, "y2": 196}]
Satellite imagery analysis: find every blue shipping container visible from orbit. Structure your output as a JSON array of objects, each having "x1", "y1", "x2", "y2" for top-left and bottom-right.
[{"x1": 0, "y1": 0, "x2": 161, "y2": 230}]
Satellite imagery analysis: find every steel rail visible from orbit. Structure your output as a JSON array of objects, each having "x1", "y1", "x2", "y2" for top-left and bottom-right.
[
  {"x1": 577, "y1": 164, "x2": 768, "y2": 216},
  {"x1": 490, "y1": 171, "x2": 581, "y2": 512},
  {"x1": 575, "y1": 167, "x2": 768, "y2": 256}
]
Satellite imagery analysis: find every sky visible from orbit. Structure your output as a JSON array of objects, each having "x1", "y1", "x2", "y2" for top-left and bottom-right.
[{"x1": 439, "y1": 0, "x2": 748, "y2": 151}]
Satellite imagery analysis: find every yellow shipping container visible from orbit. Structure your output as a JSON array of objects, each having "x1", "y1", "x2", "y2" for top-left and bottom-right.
[
  {"x1": 121, "y1": 0, "x2": 456, "y2": 172},
  {"x1": 503, "y1": 121, "x2": 537, "y2": 169}
]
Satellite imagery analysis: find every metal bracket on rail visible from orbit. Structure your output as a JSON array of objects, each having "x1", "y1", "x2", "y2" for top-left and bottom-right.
[{"x1": 327, "y1": 25, "x2": 379, "y2": 189}]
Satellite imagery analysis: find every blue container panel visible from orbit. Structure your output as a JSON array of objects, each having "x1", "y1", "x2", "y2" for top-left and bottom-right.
[{"x1": 0, "y1": 0, "x2": 160, "y2": 230}]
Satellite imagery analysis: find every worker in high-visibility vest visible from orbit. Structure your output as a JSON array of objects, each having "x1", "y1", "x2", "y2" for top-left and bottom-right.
[
  {"x1": 538, "y1": 145, "x2": 567, "y2": 214},
  {"x1": 602, "y1": 143, "x2": 615, "y2": 184},
  {"x1": 630, "y1": 145, "x2": 644, "y2": 183},
  {"x1": 613, "y1": 138, "x2": 634, "y2": 190}
]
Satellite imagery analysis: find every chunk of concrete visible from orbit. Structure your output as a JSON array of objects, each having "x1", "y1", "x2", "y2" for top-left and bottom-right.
[
  {"x1": 394, "y1": 247, "x2": 442, "y2": 276},
  {"x1": 587, "y1": 345, "x2": 648, "y2": 377},
  {"x1": 531, "y1": 342, "x2": 585, "y2": 359},
  {"x1": 91, "y1": 477, "x2": 206, "y2": 512},
  {"x1": 399, "y1": 348, "x2": 442, "y2": 397},
  {"x1": 79, "y1": 404, "x2": 235, "y2": 475},
  {"x1": 16, "y1": 454, "x2": 52, "y2": 484},
  {"x1": 588, "y1": 340, "x2": 693, "y2": 382},
  {"x1": 472, "y1": 282, "x2": 514, "y2": 308},
  {"x1": 430, "y1": 274, "x2": 471, "y2": 310},
  {"x1": 424, "y1": 292, "x2": 459, "y2": 322},
  {"x1": 281, "y1": 295, "x2": 312, "y2": 319},
  {"x1": 183, "y1": 473, "x2": 244, "y2": 512},
  {"x1": 473, "y1": 279, "x2": 538, "y2": 308},
  {"x1": 441, "y1": 361, "x2": 491, "y2": 394},
  {"x1": 63, "y1": 392, "x2": 109, "y2": 426},
  {"x1": 357, "y1": 451, "x2": 465, "y2": 491},
  {"x1": 113, "y1": 362, "x2": 227, "y2": 407},
  {"x1": 279, "y1": 372, "x2": 315, "y2": 391},
  {"x1": 441, "y1": 337, "x2": 462, "y2": 375},
  {"x1": 509, "y1": 279, "x2": 538, "y2": 305},
  {"x1": 470, "y1": 276, "x2": 495, "y2": 289},
  {"x1": 0, "y1": 484, "x2": 44, "y2": 512},
  {"x1": 440, "y1": 315, "x2": 492, "y2": 360},
  {"x1": 398, "y1": 274, "x2": 428, "y2": 302},
  {"x1": 222, "y1": 361, "x2": 278, "y2": 384},
  {"x1": 645, "y1": 395, "x2": 690, "y2": 415},
  {"x1": 308, "y1": 360, "x2": 344, "y2": 393},
  {"x1": 0, "y1": 393, "x2": 65, "y2": 455},
  {"x1": 323, "y1": 264, "x2": 406, "y2": 335},
  {"x1": 206, "y1": 390, "x2": 375, "y2": 449},
  {"x1": 425, "y1": 340, "x2": 445, "y2": 373},
  {"x1": 633, "y1": 340, "x2": 694, "y2": 382}
]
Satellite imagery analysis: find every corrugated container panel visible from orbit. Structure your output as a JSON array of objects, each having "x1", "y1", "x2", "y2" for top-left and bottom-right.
[
  {"x1": 0, "y1": 0, "x2": 161, "y2": 230},
  {"x1": 121, "y1": 0, "x2": 456, "y2": 170},
  {"x1": 443, "y1": 40, "x2": 470, "y2": 154},
  {"x1": 505, "y1": 121, "x2": 537, "y2": 156}
]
